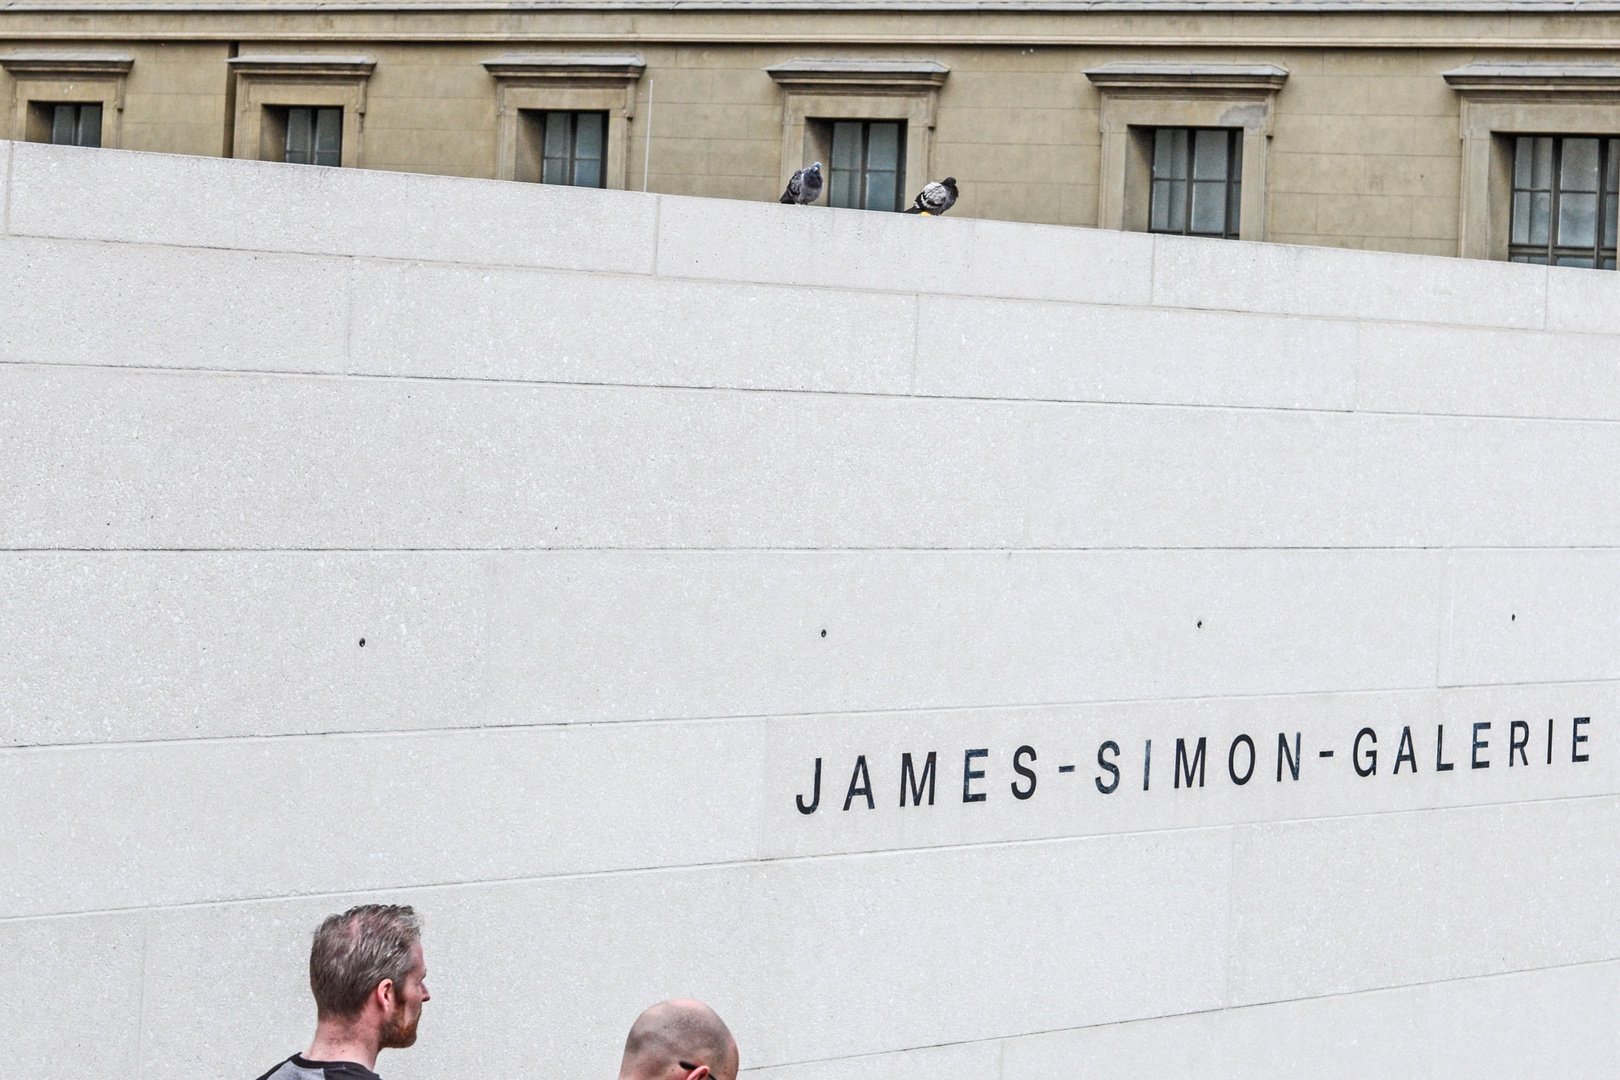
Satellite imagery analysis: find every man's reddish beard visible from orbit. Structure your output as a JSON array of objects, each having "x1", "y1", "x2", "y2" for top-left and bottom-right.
[{"x1": 379, "y1": 1000, "x2": 420, "y2": 1049}]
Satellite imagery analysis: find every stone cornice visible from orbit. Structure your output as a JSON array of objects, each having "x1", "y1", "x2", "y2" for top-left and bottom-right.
[
  {"x1": 0, "y1": 51, "x2": 133, "y2": 77},
  {"x1": 765, "y1": 57, "x2": 949, "y2": 92},
  {"x1": 12, "y1": 1, "x2": 1620, "y2": 11},
  {"x1": 226, "y1": 54, "x2": 377, "y2": 79},
  {"x1": 1085, "y1": 62, "x2": 1289, "y2": 92},
  {"x1": 482, "y1": 52, "x2": 645, "y2": 82},
  {"x1": 8, "y1": 3, "x2": 1620, "y2": 50},
  {"x1": 1442, "y1": 61, "x2": 1620, "y2": 92}
]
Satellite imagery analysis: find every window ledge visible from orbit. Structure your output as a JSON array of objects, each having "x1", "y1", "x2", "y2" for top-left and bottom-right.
[
  {"x1": 482, "y1": 53, "x2": 646, "y2": 83},
  {"x1": 1443, "y1": 62, "x2": 1620, "y2": 93},
  {"x1": 1085, "y1": 63, "x2": 1288, "y2": 92},
  {"x1": 0, "y1": 52, "x2": 133, "y2": 78},
  {"x1": 765, "y1": 58, "x2": 950, "y2": 93},
  {"x1": 227, "y1": 55, "x2": 377, "y2": 80}
]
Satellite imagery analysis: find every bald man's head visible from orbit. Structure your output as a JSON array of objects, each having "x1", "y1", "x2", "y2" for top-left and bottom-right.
[{"x1": 617, "y1": 999, "x2": 739, "y2": 1080}]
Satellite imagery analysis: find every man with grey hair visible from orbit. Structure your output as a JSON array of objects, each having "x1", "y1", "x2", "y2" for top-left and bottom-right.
[
  {"x1": 618, "y1": 999, "x2": 739, "y2": 1080},
  {"x1": 252, "y1": 904, "x2": 430, "y2": 1080}
]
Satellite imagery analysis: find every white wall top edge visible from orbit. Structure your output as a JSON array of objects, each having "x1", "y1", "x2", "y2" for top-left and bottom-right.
[{"x1": 3, "y1": 139, "x2": 1600, "y2": 335}]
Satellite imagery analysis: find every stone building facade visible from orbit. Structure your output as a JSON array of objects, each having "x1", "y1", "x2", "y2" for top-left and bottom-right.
[{"x1": 4, "y1": 1, "x2": 1620, "y2": 264}]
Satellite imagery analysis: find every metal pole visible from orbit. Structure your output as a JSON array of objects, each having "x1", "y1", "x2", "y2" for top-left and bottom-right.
[{"x1": 642, "y1": 78, "x2": 654, "y2": 192}]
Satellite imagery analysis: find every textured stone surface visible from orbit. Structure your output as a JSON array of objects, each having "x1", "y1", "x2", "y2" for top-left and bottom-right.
[
  {"x1": 1, "y1": 141, "x2": 1615, "y2": 1080},
  {"x1": 0, "y1": 235, "x2": 349, "y2": 374},
  {"x1": 7, "y1": 141, "x2": 659, "y2": 274},
  {"x1": 2, "y1": 549, "x2": 1456, "y2": 745},
  {"x1": 1000, "y1": 960, "x2": 1620, "y2": 1080}
]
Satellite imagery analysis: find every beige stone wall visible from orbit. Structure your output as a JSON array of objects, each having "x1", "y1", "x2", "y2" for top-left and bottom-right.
[
  {"x1": 1261, "y1": 48, "x2": 1459, "y2": 256},
  {"x1": 5, "y1": 8, "x2": 1620, "y2": 259},
  {"x1": 357, "y1": 44, "x2": 498, "y2": 179},
  {"x1": 119, "y1": 43, "x2": 230, "y2": 159}
]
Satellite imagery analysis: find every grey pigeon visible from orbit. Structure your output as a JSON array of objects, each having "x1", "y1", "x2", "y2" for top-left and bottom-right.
[
  {"x1": 904, "y1": 176, "x2": 959, "y2": 215},
  {"x1": 780, "y1": 161, "x2": 823, "y2": 205}
]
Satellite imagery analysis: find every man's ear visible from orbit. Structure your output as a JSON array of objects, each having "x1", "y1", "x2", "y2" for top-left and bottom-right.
[{"x1": 376, "y1": 978, "x2": 397, "y2": 1013}]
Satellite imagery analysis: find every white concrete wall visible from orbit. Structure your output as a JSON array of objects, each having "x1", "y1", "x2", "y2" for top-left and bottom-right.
[{"x1": 3, "y1": 138, "x2": 1618, "y2": 1080}]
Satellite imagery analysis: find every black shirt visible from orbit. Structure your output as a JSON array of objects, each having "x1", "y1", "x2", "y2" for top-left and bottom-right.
[{"x1": 254, "y1": 1054, "x2": 383, "y2": 1080}]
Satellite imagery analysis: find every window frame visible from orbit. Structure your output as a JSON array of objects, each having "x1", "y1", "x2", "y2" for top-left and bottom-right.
[
  {"x1": 1445, "y1": 63, "x2": 1620, "y2": 261},
  {"x1": 1085, "y1": 63, "x2": 1287, "y2": 242},
  {"x1": 1, "y1": 52, "x2": 131, "y2": 149},
  {"x1": 1507, "y1": 134, "x2": 1619, "y2": 269},
  {"x1": 227, "y1": 55, "x2": 375, "y2": 169},
  {"x1": 483, "y1": 54, "x2": 644, "y2": 189},
  {"x1": 525, "y1": 109, "x2": 610, "y2": 188},
  {"x1": 1146, "y1": 126, "x2": 1244, "y2": 240},
  {"x1": 277, "y1": 105, "x2": 344, "y2": 167},
  {"x1": 765, "y1": 59, "x2": 948, "y2": 209},
  {"x1": 825, "y1": 119, "x2": 908, "y2": 212},
  {"x1": 31, "y1": 100, "x2": 105, "y2": 147}
]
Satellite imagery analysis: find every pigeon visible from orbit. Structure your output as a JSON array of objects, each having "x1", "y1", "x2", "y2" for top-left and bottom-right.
[
  {"x1": 780, "y1": 161, "x2": 823, "y2": 205},
  {"x1": 904, "y1": 176, "x2": 959, "y2": 216}
]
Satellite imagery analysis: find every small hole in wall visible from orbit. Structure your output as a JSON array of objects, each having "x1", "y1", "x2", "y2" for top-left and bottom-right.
[
  {"x1": 359, "y1": 638, "x2": 366, "y2": 647},
  {"x1": 1197, "y1": 620, "x2": 1203, "y2": 629},
  {"x1": 821, "y1": 629, "x2": 827, "y2": 638}
]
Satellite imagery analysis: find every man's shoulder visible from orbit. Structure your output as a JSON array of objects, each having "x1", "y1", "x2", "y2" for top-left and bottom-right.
[{"x1": 254, "y1": 1055, "x2": 382, "y2": 1080}]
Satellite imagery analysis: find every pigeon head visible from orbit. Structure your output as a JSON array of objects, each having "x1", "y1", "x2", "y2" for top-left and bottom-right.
[
  {"x1": 943, "y1": 177, "x2": 957, "y2": 189},
  {"x1": 808, "y1": 161, "x2": 823, "y2": 176}
]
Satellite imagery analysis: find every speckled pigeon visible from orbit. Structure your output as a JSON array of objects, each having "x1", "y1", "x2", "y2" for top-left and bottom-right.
[
  {"x1": 780, "y1": 161, "x2": 824, "y2": 205},
  {"x1": 904, "y1": 176, "x2": 959, "y2": 216}
]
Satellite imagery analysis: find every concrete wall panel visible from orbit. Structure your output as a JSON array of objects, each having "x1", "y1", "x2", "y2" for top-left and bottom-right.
[
  {"x1": 1227, "y1": 796, "x2": 1620, "y2": 1003},
  {"x1": 1000, "y1": 960, "x2": 1620, "y2": 1080},
  {"x1": 0, "y1": 365, "x2": 1030, "y2": 550},
  {"x1": 1030, "y1": 407, "x2": 1620, "y2": 548},
  {"x1": 5, "y1": 142, "x2": 658, "y2": 275},
  {"x1": 0, "y1": 236, "x2": 349, "y2": 374},
  {"x1": 747, "y1": 1041, "x2": 998, "y2": 1080},
  {"x1": 1443, "y1": 549, "x2": 1620, "y2": 688},
  {"x1": 1, "y1": 141, "x2": 1613, "y2": 1080},
  {"x1": 2, "y1": 549, "x2": 1449, "y2": 745},
  {"x1": 473, "y1": 549, "x2": 1446, "y2": 725},
  {"x1": 0, "y1": 719, "x2": 768, "y2": 918},
  {"x1": 654, "y1": 193, "x2": 1155, "y2": 307},
  {"x1": 9, "y1": 680, "x2": 1611, "y2": 918},
  {"x1": 348, "y1": 259, "x2": 917, "y2": 394},
  {"x1": 0, "y1": 552, "x2": 489, "y2": 746},
  {"x1": 914, "y1": 294, "x2": 1360, "y2": 411},
  {"x1": 1151, "y1": 232, "x2": 1549, "y2": 330},
  {"x1": 14, "y1": 363, "x2": 1620, "y2": 551},
  {"x1": 0, "y1": 912, "x2": 146, "y2": 1080},
  {"x1": 1545, "y1": 264, "x2": 1620, "y2": 337},
  {"x1": 1354, "y1": 320, "x2": 1620, "y2": 421}
]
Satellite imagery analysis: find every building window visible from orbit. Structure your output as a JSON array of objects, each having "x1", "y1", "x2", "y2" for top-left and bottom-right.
[
  {"x1": 483, "y1": 55, "x2": 644, "y2": 188},
  {"x1": 828, "y1": 120, "x2": 905, "y2": 211},
  {"x1": 1149, "y1": 127, "x2": 1242, "y2": 239},
  {"x1": 765, "y1": 59, "x2": 945, "y2": 215},
  {"x1": 31, "y1": 102, "x2": 102, "y2": 147},
  {"x1": 2, "y1": 53, "x2": 131, "y2": 150},
  {"x1": 1510, "y1": 135, "x2": 1619, "y2": 269},
  {"x1": 279, "y1": 106, "x2": 342, "y2": 166},
  {"x1": 537, "y1": 110, "x2": 607, "y2": 187},
  {"x1": 228, "y1": 55, "x2": 374, "y2": 168}
]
